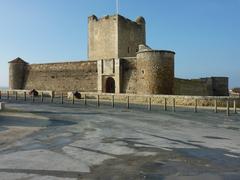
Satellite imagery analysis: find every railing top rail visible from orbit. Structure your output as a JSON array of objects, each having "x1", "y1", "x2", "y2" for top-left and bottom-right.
[{"x1": 0, "y1": 89, "x2": 239, "y2": 100}]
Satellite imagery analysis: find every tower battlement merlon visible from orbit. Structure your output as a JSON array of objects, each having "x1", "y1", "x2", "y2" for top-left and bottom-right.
[
  {"x1": 88, "y1": 14, "x2": 118, "y2": 23},
  {"x1": 88, "y1": 14, "x2": 145, "y2": 26},
  {"x1": 88, "y1": 15, "x2": 98, "y2": 21}
]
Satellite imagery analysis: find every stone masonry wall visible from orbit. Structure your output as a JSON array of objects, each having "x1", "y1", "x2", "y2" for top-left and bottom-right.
[
  {"x1": 118, "y1": 15, "x2": 145, "y2": 58},
  {"x1": 23, "y1": 61, "x2": 98, "y2": 92},
  {"x1": 212, "y1": 77, "x2": 229, "y2": 96},
  {"x1": 120, "y1": 58, "x2": 137, "y2": 94},
  {"x1": 137, "y1": 51, "x2": 175, "y2": 95},
  {"x1": 174, "y1": 77, "x2": 229, "y2": 96},
  {"x1": 174, "y1": 78, "x2": 211, "y2": 96},
  {"x1": 88, "y1": 15, "x2": 117, "y2": 60},
  {"x1": 88, "y1": 15, "x2": 145, "y2": 60}
]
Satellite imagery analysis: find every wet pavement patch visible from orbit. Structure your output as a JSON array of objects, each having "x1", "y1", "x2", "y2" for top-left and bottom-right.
[
  {"x1": 47, "y1": 119, "x2": 76, "y2": 127},
  {"x1": 0, "y1": 116, "x2": 76, "y2": 128},
  {"x1": 0, "y1": 169, "x2": 84, "y2": 178},
  {"x1": 176, "y1": 148, "x2": 240, "y2": 169},
  {"x1": 0, "y1": 127, "x2": 8, "y2": 132},
  {"x1": 81, "y1": 146, "x2": 237, "y2": 180},
  {"x1": 226, "y1": 126, "x2": 240, "y2": 131}
]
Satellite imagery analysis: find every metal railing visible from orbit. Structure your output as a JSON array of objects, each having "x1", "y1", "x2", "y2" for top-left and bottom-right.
[{"x1": 0, "y1": 90, "x2": 239, "y2": 116}]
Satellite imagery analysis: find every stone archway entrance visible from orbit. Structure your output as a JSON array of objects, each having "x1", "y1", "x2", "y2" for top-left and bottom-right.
[{"x1": 105, "y1": 77, "x2": 115, "y2": 93}]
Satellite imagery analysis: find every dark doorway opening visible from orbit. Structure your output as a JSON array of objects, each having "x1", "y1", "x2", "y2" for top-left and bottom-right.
[{"x1": 106, "y1": 77, "x2": 115, "y2": 93}]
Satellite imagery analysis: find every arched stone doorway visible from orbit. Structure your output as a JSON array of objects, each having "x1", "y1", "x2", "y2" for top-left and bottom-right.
[{"x1": 105, "y1": 77, "x2": 115, "y2": 93}]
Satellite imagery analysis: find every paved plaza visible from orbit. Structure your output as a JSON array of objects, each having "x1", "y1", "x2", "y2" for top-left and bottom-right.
[{"x1": 0, "y1": 102, "x2": 239, "y2": 180}]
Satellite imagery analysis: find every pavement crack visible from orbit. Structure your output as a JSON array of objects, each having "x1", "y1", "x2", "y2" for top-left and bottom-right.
[
  {"x1": 137, "y1": 130, "x2": 205, "y2": 149},
  {"x1": 68, "y1": 145, "x2": 117, "y2": 157}
]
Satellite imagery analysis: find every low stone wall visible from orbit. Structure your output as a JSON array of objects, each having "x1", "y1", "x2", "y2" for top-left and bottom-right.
[
  {"x1": 79, "y1": 92, "x2": 240, "y2": 108},
  {"x1": 1, "y1": 89, "x2": 239, "y2": 109},
  {"x1": 3, "y1": 90, "x2": 54, "y2": 97}
]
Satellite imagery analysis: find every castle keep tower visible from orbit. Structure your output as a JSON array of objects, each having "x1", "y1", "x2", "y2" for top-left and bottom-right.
[
  {"x1": 9, "y1": 57, "x2": 28, "y2": 90},
  {"x1": 88, "y1": 14, "x2": 146, "y2": 60}
]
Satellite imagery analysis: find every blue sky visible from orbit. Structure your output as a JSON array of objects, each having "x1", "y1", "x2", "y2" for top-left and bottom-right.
[{"x1": 0, "y1": 0, "x2": 239, "y2": 88}]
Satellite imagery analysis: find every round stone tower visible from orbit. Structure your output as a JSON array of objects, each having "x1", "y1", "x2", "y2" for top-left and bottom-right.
[
  {"x1": 136, "y1": 49, "x2": 175, "y2": 95},
  {"x1": 9, "y1": 57, "x2": 28, "y2": 90}
]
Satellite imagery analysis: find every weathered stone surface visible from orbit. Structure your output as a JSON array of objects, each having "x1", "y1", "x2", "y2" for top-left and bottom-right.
[
  {"x1": 9, "y1": 58, "x2": 28, "y2": 90},
  {"x1": 23, "y1": 61, "x2": 98, "y2": 92},
  {"x1": 88, "y1": 14, "x2": 145, "y2": 60},
  {"x1": 121, "y1": 58, "x2": 138, "y2": 94},
  {"x1": 174, "y1": 77, "x2": 229, "y2": 96},
  {"x1": 136, "y1": 50, "x2": 175, "y2": 95}
]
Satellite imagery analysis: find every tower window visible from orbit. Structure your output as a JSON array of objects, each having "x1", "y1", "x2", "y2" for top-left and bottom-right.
[{"x1": 128, "y1": 47, "x2": 130, "y2": 53}]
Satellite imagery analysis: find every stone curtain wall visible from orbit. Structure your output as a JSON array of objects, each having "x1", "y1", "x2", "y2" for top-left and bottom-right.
[
  {"x1": 174, "y1": 77, "x2": 229, "y2": 96},
  {"x1": 212, "y1": 77, "x2": 229, "y2": 96},
  {"x1": 174, "y1": 78, "x2": 210, "y2": 96},
  {"x1": 23, "y1": 61, "x2": 98, "y2": 92},
  {"x1": 120, "y1": 58, "x2": 138, "y2": 94}
]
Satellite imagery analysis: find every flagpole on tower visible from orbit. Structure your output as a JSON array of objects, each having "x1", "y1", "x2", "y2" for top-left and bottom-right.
[{"x1": 116, "y1": 0, "x2": 119, "y2": 15}]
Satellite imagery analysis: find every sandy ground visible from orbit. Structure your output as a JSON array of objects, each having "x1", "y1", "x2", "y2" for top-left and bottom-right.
[{"x1": 0, "y1": 102, "x2": 239, "y2": 180}]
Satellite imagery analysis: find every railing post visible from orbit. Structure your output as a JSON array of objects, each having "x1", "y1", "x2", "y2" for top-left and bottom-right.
[
  {"x1": 148, "y1": 97, "x2": 152, "y2": 111},
  {"x1": 127, "y1": 96, "x2": 130, "y2": 109},
  {"x1": 51, "y1": 94, "x2": 54, "y2": 103},
  {"x1": 164, "y1": 98, "x2": 167, "y2": 111},
  {"x1": 0, "y1": 90, "x2": 1, "y2": 100},
  {"x1": 214, "y1": 99, "x2": 218, "y2": 113},
  {"x1": 41, "y1": 92, "x2": 44, "y2": 103},
  {"x1": 32, "y1": 94, "x2": 35, "y2": 103},
  {"x1": 112, "y1": 95, "x2": 115, "y2": 108},
  {"x1": 61, "y1": 93, "x2": 64, "y2": 104},
  {"x1": 15, "y1": 91, "x2": 18, "y2": 101},
  {"x1": 226, "y1": 99, "x2": 230, "y2": 116},
  {"x1": 72, "y1": 95, "x2": 75, "y2": 104},
  {"x1": 234, "y1": 100, "x2": 237, "y2": 114},
  {"x1": 172, "y1": 98, "x2": 176, "y2": 112},
  {"x1": 7, "y1": 91, "x2": 9, "y2": 100},
  {"x1": 194, "y1": 99, "x2": 198, "y2": 113},
  {"x1": 24, "y1": 92, "x2": 27, "y2": 101},
  {"x1": 84, "y1": 94, "x2": 87, "y2": 106},
  {"x1": 97, "y1": 95, "x2": 100, "y2": 107}
]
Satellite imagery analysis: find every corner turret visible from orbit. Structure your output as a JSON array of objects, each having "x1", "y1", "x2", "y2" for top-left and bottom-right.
[
  {"x1": 136, "y1": 45, "x2": 175, "y2": 94},
  {"x1": 9, "y1": 57, "x2": 28, "y2": 90}
]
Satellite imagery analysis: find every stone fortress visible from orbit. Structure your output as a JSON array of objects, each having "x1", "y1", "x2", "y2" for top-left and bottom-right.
[{"x1": 9, "y1": 14, "x2": 229, "y2": 96}]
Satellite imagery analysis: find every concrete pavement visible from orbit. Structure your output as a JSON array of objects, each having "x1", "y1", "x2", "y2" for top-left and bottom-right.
[{"x1": 0, "y1": 102, "x2": 239, "y2": 179}]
